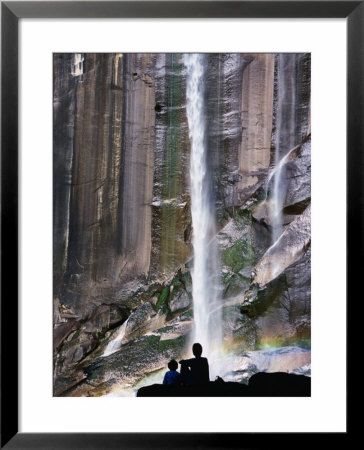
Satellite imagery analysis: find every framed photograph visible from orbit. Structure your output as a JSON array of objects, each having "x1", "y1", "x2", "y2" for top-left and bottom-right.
[{"x1": 1, "y1": 1, "x2": 356, "y2": 448}]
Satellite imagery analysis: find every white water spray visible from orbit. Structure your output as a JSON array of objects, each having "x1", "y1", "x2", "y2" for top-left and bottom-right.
[
  {"x1": 102, "y1": 317, "x2": 129, "y2": 357},
  {"x1": 270, "y1": 54, "x2": 297, "y2": 243},
  {"x1": 184, "y1": 54, "x2": 222, "y2": 372}
]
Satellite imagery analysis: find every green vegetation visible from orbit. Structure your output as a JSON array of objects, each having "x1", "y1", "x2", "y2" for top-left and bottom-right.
[
  {"x1": 234, "y1": 208, "x2": 253, "y2": 229},
  {"x1": 221, "y1": 239, "x2": 255, "y2": 273},
  {"x1": 143, "y1": 335, "x2": 160, "y2": 348},
  {"x1": 155, "y1": 286, "x2": 170, "y2": 311},
  {"x1": 158, "y1": 335, "x2": 186, "y2": 353},
  {"x1": 156, "y1": 325, "x2": 174, "y2": 334},
  {"x1": 222, "y1": 272, "x2": 250, "y2": 299},
  {"x1": 180, "y1": 309, "x2": 193, "y2": 319},
  {"x1": 168, "y1": 278, "x2": 183, "y2": 304}
]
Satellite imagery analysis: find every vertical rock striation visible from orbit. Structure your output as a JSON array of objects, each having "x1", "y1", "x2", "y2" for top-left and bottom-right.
[
  {"x1": 117, "y1": 54, "x2": 156, "y2": 281},
  {"x1": 53, "y1": 54, "x2": 78, "y2": 299},
  {"x1": 54, "y1": 54, "x2": 156, "y2": 316},
  {"x1": 205, "y1": 54, "x2": 252, "y2": 221},
  {"x1": 151, "y1": 54, "x2": 191, "y2": 277},
  {"x1": 239, "y1": 54, "x2": 275, "y2": 196}
]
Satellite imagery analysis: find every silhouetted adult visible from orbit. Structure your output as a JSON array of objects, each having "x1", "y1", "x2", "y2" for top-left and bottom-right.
[{"x1": 180, "y1": 343, "x2": 210, "y2": 386}]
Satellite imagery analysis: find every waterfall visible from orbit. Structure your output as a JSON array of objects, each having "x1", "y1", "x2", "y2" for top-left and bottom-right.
[
  {"x1": 184, "y1": 54, "x2": 222, "y2": 372},
  {"x1": 102, "y1": 317, "x2": 129, "y2": 357},
  {"x1": 270, "y1": 54, "x2": 298, "y2": 244}
]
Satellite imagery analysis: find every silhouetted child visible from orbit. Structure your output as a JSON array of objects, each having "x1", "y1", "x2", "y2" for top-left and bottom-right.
[
  {"x1": 163, "y1": 359, "x2": 181, "y2": 386},
  {"x1": 180, "y1": 343, "x2": 210, "y2": 386}
]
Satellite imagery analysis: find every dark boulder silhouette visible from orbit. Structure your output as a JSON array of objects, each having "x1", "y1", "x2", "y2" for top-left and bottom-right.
[
  {"x1": 247, "y1": 372, "x2": 310, "y2": 396},
  {"x1": 136, "y1": 372, "x2": 310, "y2": 397}
]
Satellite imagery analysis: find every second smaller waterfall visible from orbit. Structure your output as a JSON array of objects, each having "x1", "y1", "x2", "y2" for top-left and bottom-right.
[
  {"x1": 102, "y1": 318, "x2": 129, "y2": 357},
  {"x1": 270, "y1": 54, "x2": 298, "y2": 244}
]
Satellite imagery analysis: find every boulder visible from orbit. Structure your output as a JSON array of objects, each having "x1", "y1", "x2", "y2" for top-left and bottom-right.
[
  {"x1": 137, "y1": 372, "x2": 310, "y2": 397},
  {"x1": 248, "y1": 371, "x2": 310, "y2": 396}
]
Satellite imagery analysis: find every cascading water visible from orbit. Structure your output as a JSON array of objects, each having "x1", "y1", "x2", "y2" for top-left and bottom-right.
[
  {"x1": 184, "y1": 54, "x2": 222, "y2": 374},
  {"x1": 270, "y1": 54, "x2": 298, "y2": 243},
  {"x1": 102, "y1": 317, "x2": 129, "y2": 357}
]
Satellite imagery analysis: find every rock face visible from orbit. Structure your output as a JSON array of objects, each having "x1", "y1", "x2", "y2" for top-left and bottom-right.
[
  {"x1": 239, "y1": 53, "x2": 274, "y2": 193},
  {"x1": 53, "y1": 53, "x2": 311, "y2": 396},
  {"x1": 54, "y1": 53, "x2": 157, "y2": 316},
  {"x1": 252, "y1": 203, "x2": 311, "y2": 288}
]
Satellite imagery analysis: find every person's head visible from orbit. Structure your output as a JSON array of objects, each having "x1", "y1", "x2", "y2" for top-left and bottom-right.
[
  {"x1": 192, "y1": 343, "x2": 203, "y2": 357},
  {"x1": 168, "y1": 359, "x2": 178, "y2": 371}
]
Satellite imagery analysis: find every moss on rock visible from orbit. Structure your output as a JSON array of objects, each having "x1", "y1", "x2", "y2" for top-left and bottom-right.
[
  {"x1": 155, "y1": 286, "x2": 170, "y2": 311},
  {"x1": 158, "y1": 335, "x2": 186, "y2": 355},
  {"x1": 156, "y1": 325, "x2": 174, "y2": 334},
  {"x1": 179, "y1": 309, "x2": 193, "y2": 320},
  {"x1": 221, "y1": 239, "x2": 255, "y2": 273},
  {"x1": 222, "y1": 272, "x2": 250, "y2": 299}
]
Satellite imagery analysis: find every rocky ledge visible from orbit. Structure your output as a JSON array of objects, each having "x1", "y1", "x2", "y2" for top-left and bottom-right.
[{"x1": 137, "y1": 372, "x2": 310, "y2": 397}]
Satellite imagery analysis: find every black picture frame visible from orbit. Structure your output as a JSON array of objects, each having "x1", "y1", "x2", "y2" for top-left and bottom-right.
[{"x1": 1, "y1": 1, "x2": 356, "y2": 448}]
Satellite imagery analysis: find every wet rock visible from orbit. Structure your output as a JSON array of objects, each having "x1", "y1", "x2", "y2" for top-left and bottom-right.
[
  {"x1": 238, "y1": 54, "x2": 274, "y2": 196},
  {"x1": 150, "y1": 53, "x2": 191, "y2": 277},
  {"x1": 252, "y1": 217, "x2": 272, "y2": 259},
  {"x1": 53, "y1": 371, "x2": 86, "y2": 396},
  {"x1": 84, "y1": 305, "x2": 110, "y2": 334},
  {"x1": 252, "y1": 204, "x2": 311, "y2": 288},
  {"x1": 222, "y1": 272, "x2": 250, "y2": 299},
  {"x1": 283, "y1": 139, "x2": 311, "y2": 211},
  {"x1": 124, "y1": 302, "x2": 165, "y2": 341},
  {"x1": 222, "y1": 240, "x2": 255, "y2": 274},
  {"x1": 59, "y1": 330, "x2": 99, "y2": 367},
  {"x1": 53, "y1": 54, "x2": 79, "y2": 299},
  {"x1": 54, "y1": 320, "x2": 80, "y2": 351},
  {"x1": 221, "y1": 347, "x2": 311, "y2": 378},
  {"x1": 169, "y1": 288, "x2": 191, "y2": 313},
  {"x1": 283, "y1": 198, "x2": 310, "y2": 216},
  {"x1": 285, "y1": 247, "x2": 311, "y2": 325},
  {"x1": 218, "y1": 210, "x2": 255, "y2": 268},
  {"x1": 238, "y1": 243, "x2": 311, "y2": 347},
  {"x1": 109, "y1": 304, "x2": 130, "y2": 328},
  {"x1": 154, "y1": 320, "x2": 193, "y2": 341},
  {"x1": 272, "y1": 54, "x2": 311, "y2": 161},
  {"x1": 223, "y1": 364, "x2": 259, "y2": 383},
  {"x1": 82, "y1": 333, "x2": 188, "y2": 394},
  {"x1": 178, "y1": 309, "x2": 194, "y2": 322},
  {"x1": 252, "y1": 136, "x2": 311, "y2": 227},
  {"x1": 84, "y1": 304, "x2": 129, "y2": 334},
  {"x1": 54, "y1": 53, "x2": 157, "y2": 316},
  {"x1": 53, "y1": 298, "x2": 63, "y2": 324},
  {"x1": 205, "y1": 54, "x2": 252, "y2": 219}
]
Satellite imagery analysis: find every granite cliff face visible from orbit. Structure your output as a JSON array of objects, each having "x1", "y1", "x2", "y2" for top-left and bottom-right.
[{"x1": 53, "y1": 53, "x2": 311, "y2": 396}]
